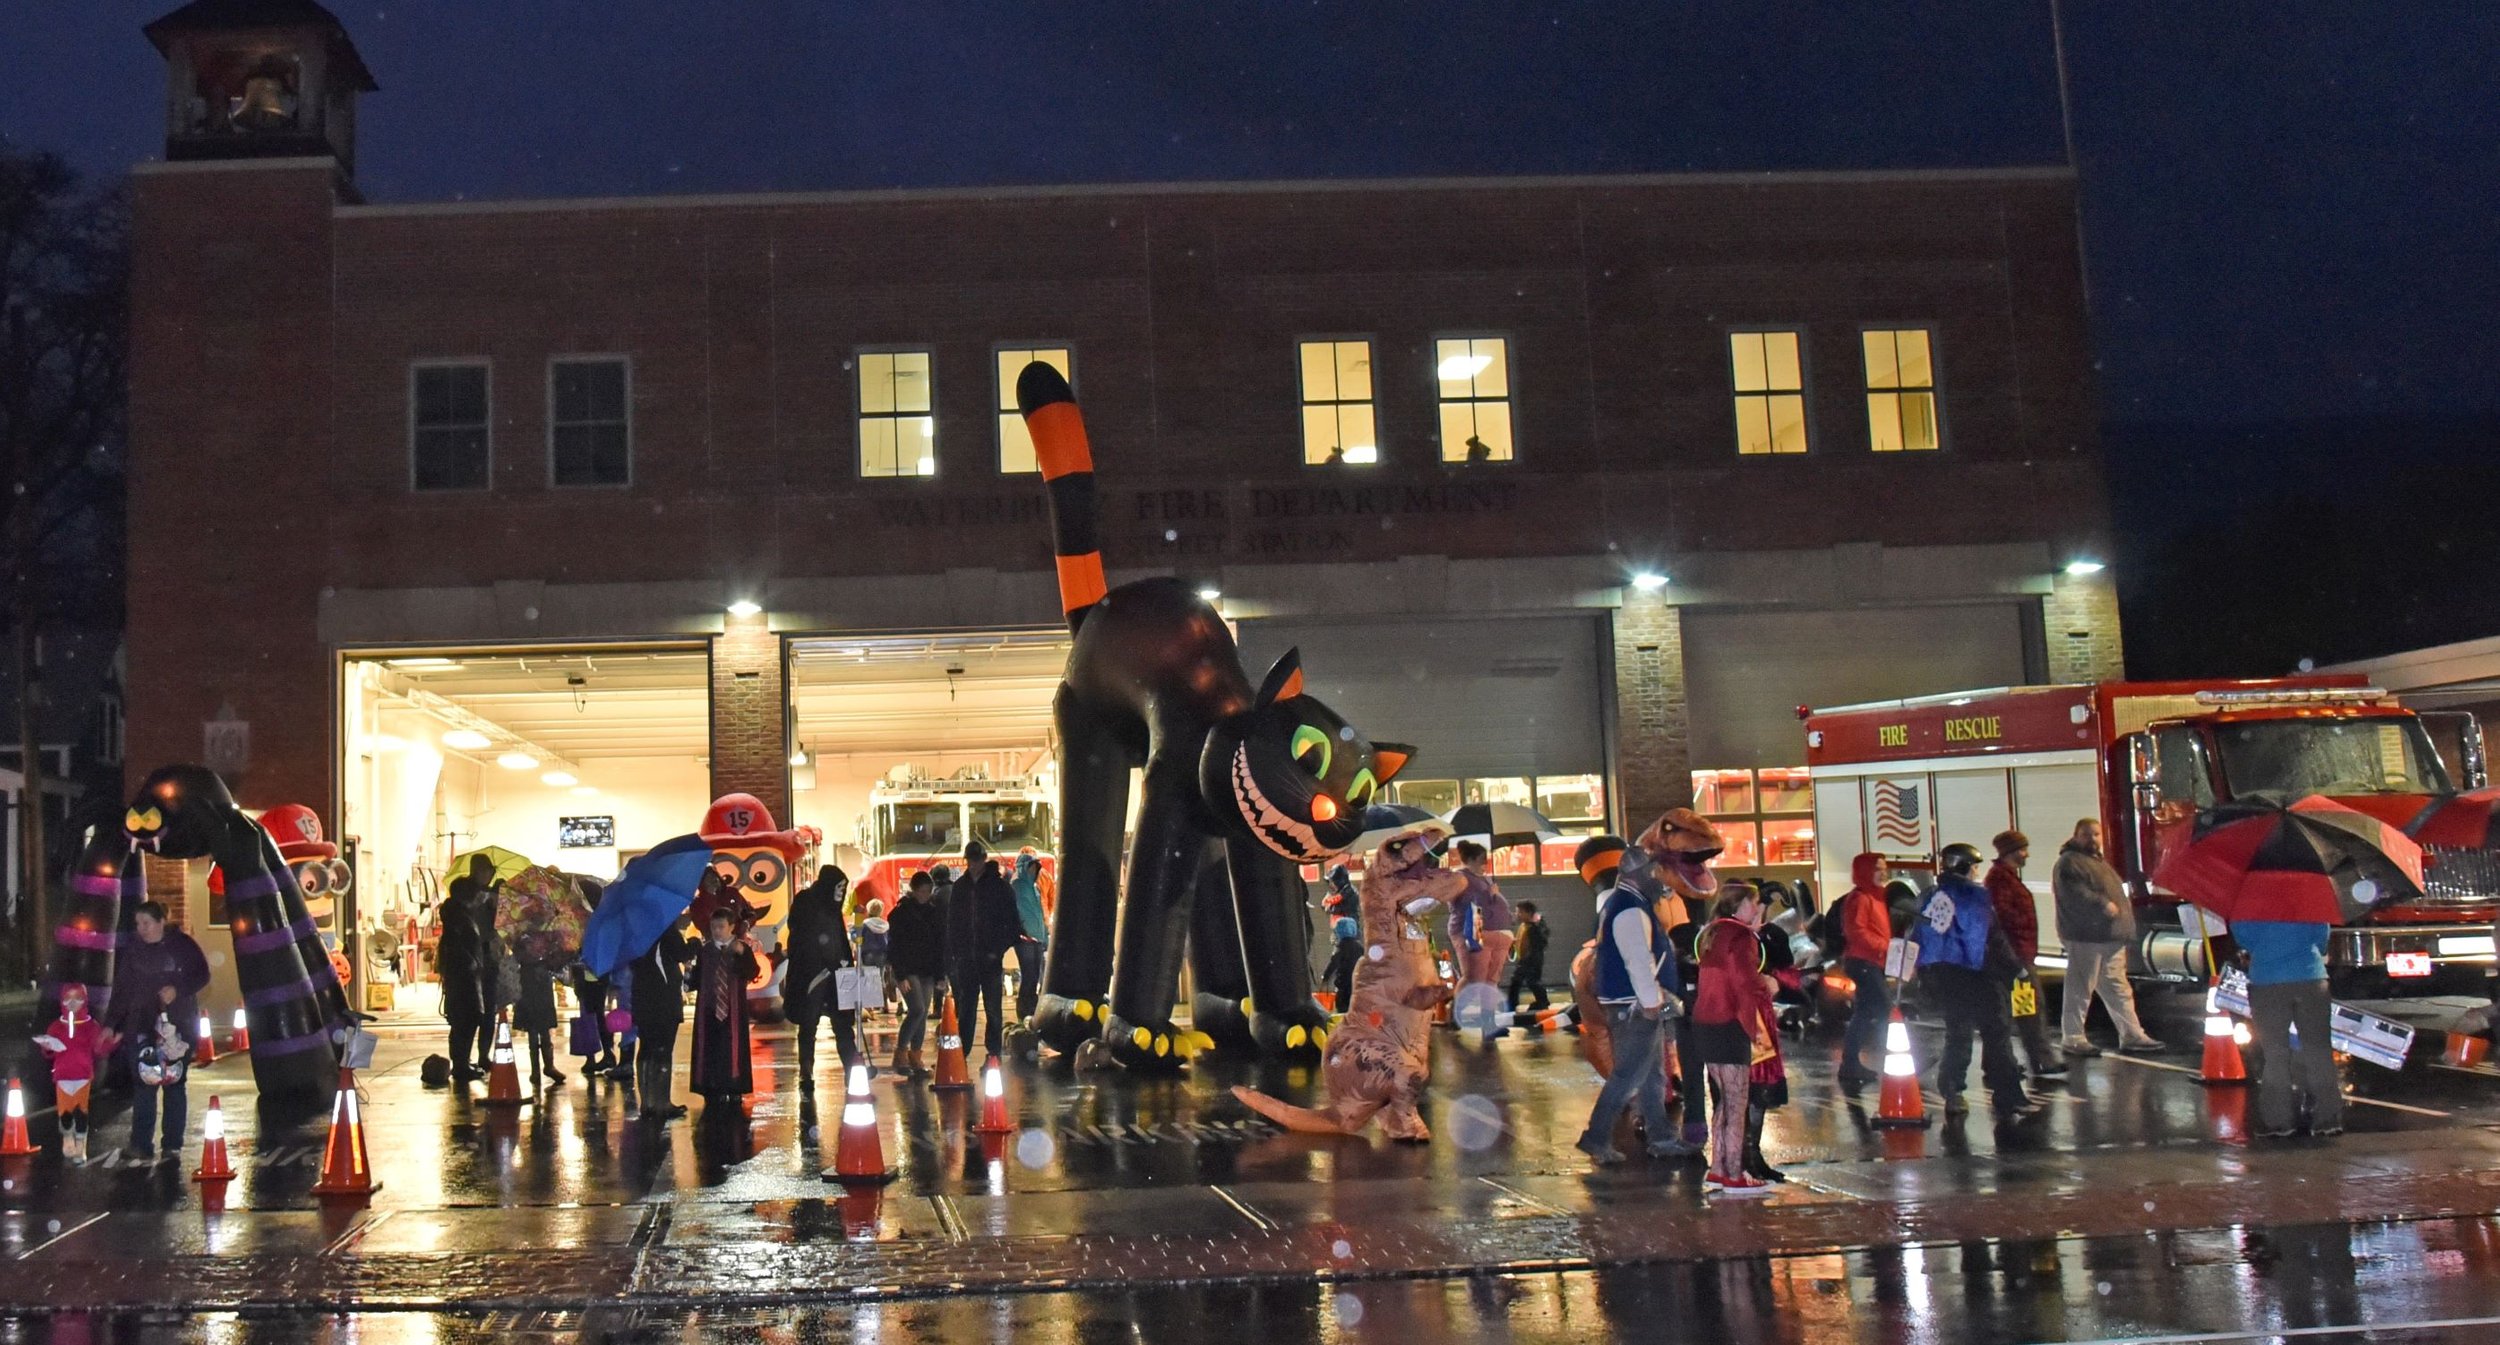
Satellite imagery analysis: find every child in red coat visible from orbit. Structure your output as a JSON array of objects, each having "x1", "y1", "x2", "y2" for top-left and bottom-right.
[{"x1": 32, "y1": 985, "x2": 111, "y2": 1163}]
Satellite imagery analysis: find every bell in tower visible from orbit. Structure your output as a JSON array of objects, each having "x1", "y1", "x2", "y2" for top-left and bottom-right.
[{"x1": 145, "y1": 1, "x2": 377, "y2": 178}]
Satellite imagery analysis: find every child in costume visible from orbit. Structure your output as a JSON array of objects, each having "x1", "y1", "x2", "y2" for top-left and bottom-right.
[
  {"x1": 32, "y1": 985, "x2": 110, "y2": 1163},
  {"x1": 132, "y1": 1013, "x2": 195, "y2": 1160}
]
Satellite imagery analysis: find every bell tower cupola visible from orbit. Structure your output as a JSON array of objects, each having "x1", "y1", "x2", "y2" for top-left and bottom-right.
[{"x1": 145, "y1": 0, "x2": 377, "y2": 180}]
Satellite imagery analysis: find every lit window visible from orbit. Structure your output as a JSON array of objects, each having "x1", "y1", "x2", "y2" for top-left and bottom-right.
[
  {"x1": 1863, "y1": 328, "x2": 1940, "y2": 452},
  {"x1": 859, "y1": 350, "x2": 936, "y2": 478},
  {"x1": 1435, "y1": 337, "x2": 1512, "y2": 463},
  {"x1": 549, "y1": 357, "x2": 629, "y2": 486},
  {"x1": 996, "y1": 346, "x2": 1072, "y2": 474},
  {"x1": 1730, "y1": 331, "x2": 1808, "y2": 456},
  {"x1": 1299, "y1": 339, "x2": 1376, "y2": 466},
  {"x1": 411, "y1": 361, "x2": 490, "y2": 491}
]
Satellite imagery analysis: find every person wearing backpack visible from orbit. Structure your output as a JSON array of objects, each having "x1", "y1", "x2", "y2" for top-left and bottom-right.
[{"x1": 1834, "y1": 853, "x2": 1896, "y2": 1090}]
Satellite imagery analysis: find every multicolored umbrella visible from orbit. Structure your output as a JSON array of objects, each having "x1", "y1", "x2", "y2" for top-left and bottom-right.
[
  {"x1": 2152, "y1": 794, "x2": 2427, "y2": 925},
  {"x1": 2406, "y1": 786, "x2": 2500, "y2": 850},
  {"x1": 496, "y1": 864, "x2": 590, "y2": 964}
]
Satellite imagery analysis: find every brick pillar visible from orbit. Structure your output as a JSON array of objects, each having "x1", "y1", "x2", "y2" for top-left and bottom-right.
[
  {"x1": 2043, "y1": 568, "x2": 2127, "y2": 683},
  {"x1": 1611, "y1": 594, "x2": 1694, "y2": 836},
  {"x1": 709, "y1": 612, "x2": 792, "y2": 825}
]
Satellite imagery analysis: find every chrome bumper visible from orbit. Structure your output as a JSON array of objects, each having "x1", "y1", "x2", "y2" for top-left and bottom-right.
[{"x1": 2330, "y1": 925, "x2": 2498, "y2": 968}]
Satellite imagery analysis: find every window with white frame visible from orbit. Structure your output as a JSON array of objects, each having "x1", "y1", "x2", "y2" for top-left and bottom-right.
[
  {"x1": 1863, "y1": 328, "x2": 1940, "y2": 452},
  {"x1": 860, "y1": 350, "x2": 935, "y2": 477},
  {"x1": 996, "y1": 346, "x2": 1072, "y2": 474},
  {"x1": 1730, "y1": 330, "x2": 1808, "y2": 456},
  {"x1": 410, "y1": 361, "x2": 490, "y2": 490},
  {"x1": 1298, "y1": 339, "x2": 1377, "y2": 466},
  {"x1": 549, "y1": 357, "x2": 630, "y2": 486},
  {"x1": 1435, "y1": 336, "x2": 1512, "y2": 462}
]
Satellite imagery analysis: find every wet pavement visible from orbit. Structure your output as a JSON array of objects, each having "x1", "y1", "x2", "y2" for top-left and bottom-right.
[{"x1": 3, "y1": 992, "x2": 2500, "y2": 1340}]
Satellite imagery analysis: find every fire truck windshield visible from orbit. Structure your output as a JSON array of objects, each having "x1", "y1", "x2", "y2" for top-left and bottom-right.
[
  {"x1": 879, "y1": 802, "x2": 961, "y2": 854},
  {"x1": 970, "y1": 801, "x2": 1053, "y2": 851},
  {"x1": 2213, "y1": 718, "x2": 2453, "y2": 798}
]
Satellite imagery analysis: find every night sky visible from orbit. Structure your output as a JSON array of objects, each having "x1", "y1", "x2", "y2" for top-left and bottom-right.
[{"x1": 6, "y1": 2, "x2": 2496, "y2": 666}]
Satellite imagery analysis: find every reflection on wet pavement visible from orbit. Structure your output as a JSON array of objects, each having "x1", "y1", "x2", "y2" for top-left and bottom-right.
[{"x1": 4, "y1": 1002, "x2": 2500, "y2": 1337}]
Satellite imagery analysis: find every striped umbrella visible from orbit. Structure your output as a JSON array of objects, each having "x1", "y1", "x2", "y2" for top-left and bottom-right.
[
  {"x1": 2406, "y1": 786, "x2": 2500, "y2": 849},
  {"x1": 2153, "y1": 794, "x2": 2426, "y2": 924}
]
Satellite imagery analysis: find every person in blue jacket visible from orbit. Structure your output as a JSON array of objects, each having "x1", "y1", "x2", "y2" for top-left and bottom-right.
[
  {"x1": 1911, "y1": 842, "x2": 2042, "y2": 1122},
  {"x1": 2234, "y1": 917, "x2": 2343, "y2": 1139}
]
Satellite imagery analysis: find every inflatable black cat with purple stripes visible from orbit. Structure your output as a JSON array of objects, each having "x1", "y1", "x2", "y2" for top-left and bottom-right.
[{"x1": 51, "y1": 765, "x2": 346, "y2": 1099}]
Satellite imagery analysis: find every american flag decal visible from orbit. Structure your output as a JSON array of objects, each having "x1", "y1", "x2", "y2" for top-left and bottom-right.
[{"x1": 1872, "y1": 779, "x2": 1924, "y2": 847}]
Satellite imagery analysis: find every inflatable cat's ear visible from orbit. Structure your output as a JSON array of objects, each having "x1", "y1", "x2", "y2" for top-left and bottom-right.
[
  {"x1": 1370, "y1": 743, "x2": 1414, "y2": 784},
  {"x1": 1255, "y1": 649, "x2": 1306, "y2": 705}
]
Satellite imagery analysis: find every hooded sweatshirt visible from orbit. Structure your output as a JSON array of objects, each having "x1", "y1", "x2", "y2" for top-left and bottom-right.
[
  {"x1": 1012, "y1": 853, "x2": 1050, "y2": 947},
  {"x1": 785, "y1": 868, "x2": 857, "y2": 1010},
  {"x1": 1841, "y1": 853, "x2": 1893, "y2": 965}
]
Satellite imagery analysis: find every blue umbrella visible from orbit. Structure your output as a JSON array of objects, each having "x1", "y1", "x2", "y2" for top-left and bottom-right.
[{"x1": 578, "y1": 834, "x2": 713, "y2": 976}]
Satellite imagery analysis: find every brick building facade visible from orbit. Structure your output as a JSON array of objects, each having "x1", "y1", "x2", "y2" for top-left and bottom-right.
[{"x1": 124, "y1": 4, "x2": 2123, "y2": 939}]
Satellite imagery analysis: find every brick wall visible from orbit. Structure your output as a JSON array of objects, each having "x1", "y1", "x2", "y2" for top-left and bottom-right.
[
  {"x1": 1611, "y1": 594, "x2": 1693, "y2": 835},
  {"x1": 2044, "y1": 569, "x2": 2127, "y2": 683},
  {"x1": 708, "y1": 613, "x2": 791, "y2": 825}
]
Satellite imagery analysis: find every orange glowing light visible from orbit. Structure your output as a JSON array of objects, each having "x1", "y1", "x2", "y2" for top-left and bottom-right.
[{"x1": 1311, "y1": 795, "x2": 1340, "y2": 822}]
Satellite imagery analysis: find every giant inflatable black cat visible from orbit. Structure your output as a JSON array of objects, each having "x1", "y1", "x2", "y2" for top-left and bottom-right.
[
  {"x1": 1016, "y1": 362, "x2": 1415, "y2": 1070},
  {"x1": 51, "y1": 765, "x2": 346, "y2": 1099}
]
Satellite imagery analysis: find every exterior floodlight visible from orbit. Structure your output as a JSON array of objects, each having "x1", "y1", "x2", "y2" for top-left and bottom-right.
[
  {"x1": 726, "y1": 599, "x2": 763, "y2": 617},
  {"x1": 496, "y1": 752, "x2": 537, "y2": 771},
  {"x1": 2064, "y1": 559, "x2": 2107, "y2": 576},
  {"x1": 1630, "y1": 572, "x2": 1669, "y2": 591},
  {"x1": 441, "y1": 729, "x2": 492, "y2": 751},
  {"x1": 1197, "y1": 588, "x2": 1223, "y2": 602}
]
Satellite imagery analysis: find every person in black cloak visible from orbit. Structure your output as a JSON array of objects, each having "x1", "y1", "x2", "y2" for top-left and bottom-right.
[
  {"x1": 631, "y1": 916, "x2": 692, "y2": 1122},
  {"x1": 785, "y1": 864, "x2": 864, "y2": 1086},
  {"x1": 437, "y1": 863, "x2": 491, "y2": 1082},
  {"x1": 688, "y1": 907, "x2": 760, "y2": 1105}
]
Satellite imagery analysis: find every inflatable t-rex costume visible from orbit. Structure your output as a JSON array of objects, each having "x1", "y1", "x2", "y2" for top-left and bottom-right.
[
  {"x1": 1230, "y1": 824, "x2": 1466, "y2": 1140},
  {"x1": 1568, "y1": 809, "x2": 1724, "y2": 1077}
]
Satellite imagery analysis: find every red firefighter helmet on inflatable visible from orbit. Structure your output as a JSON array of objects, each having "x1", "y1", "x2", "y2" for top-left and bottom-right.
[
  {"x1": 697, "y1": 793, "x2": 804, "y2": 859},
  {"x1": 259, "y1": 803, "x2": 338, "y2": 861}
]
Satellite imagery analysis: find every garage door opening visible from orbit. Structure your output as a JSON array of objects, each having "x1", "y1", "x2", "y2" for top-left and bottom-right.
[
  {"x1": 788, "y1": 629, "x2": 1071, "y2": 907},
  {"x1": 340, "y1": 646, "x2": 712, "y2": 923}
]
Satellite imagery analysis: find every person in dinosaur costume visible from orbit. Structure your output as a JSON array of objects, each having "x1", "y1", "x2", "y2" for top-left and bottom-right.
[{"x1": 1228, "y1": 821, "x2": 1468, "y2": 1141}]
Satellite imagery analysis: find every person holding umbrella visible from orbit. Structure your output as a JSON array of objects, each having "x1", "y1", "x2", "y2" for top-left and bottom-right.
[{"x1": 2150, "y1": 794, "x2": 2420, "y2": 1140}]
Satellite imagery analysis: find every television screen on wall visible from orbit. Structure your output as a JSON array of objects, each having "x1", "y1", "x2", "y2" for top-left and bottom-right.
[{"x1": 559, "y1": 815, "x2": 615, "y2": 849}]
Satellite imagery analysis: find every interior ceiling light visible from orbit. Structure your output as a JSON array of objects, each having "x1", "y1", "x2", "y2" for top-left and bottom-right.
[
  {"x1": 385, "y1": 657, "x2": 457, "y2": 668},
  {"x1": 496, "y1": 752, "x2": 537, "y2": 771},
  {"x1": 726, "y1": 600, "x2": 763, "y2": 618},
  {"x1": 1630, "y1": 572, "x2": 1669, "y2": 591},
  {"x1": 441, "y1": 729, "x2": 493, "y2": 751},
  {"x1": 1343, "y1": 445, "x2": 1379, "y2": 464},
  {"x1": 541, "y1": 770, "x2": 578, "y2": 787},
  {"x1": 2064, "y1": 559, "x2": 2107, "y2": 576},
  {"x1": 1438, "y1": 353, "x2": 1493, "y2": 381},
  {"x1": 571, "y1": 785, "x2": 600, "y2": 797},
  {"x1": 789, "y1": 745, "x2": 811, "y2": 767}
]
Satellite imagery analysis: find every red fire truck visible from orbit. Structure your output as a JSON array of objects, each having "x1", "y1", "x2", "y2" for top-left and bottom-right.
[
  {"x1": 1803, "y1": 677, "x2": 2495, "y2": 995},
  {"x1": 851, "y1": 767, "x2": 1057, "y2": 914}
]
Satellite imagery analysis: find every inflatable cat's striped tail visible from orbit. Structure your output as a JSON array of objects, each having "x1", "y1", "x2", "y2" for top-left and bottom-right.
[{"x1": 1014, "y1": 361, "x2": 1105, "y2": 633}]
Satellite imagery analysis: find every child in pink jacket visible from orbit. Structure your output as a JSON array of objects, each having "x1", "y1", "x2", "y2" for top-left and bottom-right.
[{"x1": 33, "y1": 984, "x2": 111, "y2": 1163}]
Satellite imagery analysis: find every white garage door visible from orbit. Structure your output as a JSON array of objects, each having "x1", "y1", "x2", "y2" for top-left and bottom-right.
[{"x1": 1683, "y1": 605, "x2": 2032, "y2": 767}]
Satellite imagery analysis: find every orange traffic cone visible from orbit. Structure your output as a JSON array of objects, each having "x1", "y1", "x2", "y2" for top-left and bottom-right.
[
  {"x1": 973, "y1": 1056, "x2": 1015, "y2": 1135},
  {"x1": 1871, "y1": 1009, "x2": 1932, "y2": 1130},
  {"x1": 193, "y1": 1015, "x2": 218, "y2": 1067},
  {"x1": 192, "y1": 1096, "x2": 237, "y2": 1182},
  {"x1": 2197, "y1": 988, "x2": 2249, "y2": 1086},
  {"x1": 480, "y1": 1014, "x2": 526, "y2": 1106},
  {"x1": 310, "y1": 1068, "x2": 380, "y2": 1199},
  {"x1": 0, "y1": 1079, "x2": 33, "y2": 1156},
  {"x1": 824, "y1": 1064, "x2": 896, "y2": 1185},
  {"x1": 229, "y1": 1008, "x2": 251, "y2": 1054},
  {"x1": 930, "y1": 1000, "x2": 972, "y2": 1092}
]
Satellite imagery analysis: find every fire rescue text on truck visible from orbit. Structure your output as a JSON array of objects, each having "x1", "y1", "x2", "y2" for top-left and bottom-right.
[{"x1": 1803, "y1": 678, "x2": 2496, "y2": 997}]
